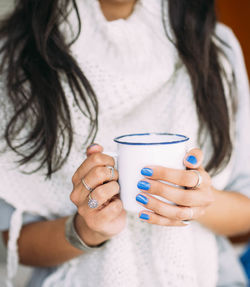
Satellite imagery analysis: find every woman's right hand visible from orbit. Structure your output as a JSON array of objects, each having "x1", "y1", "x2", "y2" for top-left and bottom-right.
[{"x1": 70, "y1": 144, "x2": 126, "y2": 247}]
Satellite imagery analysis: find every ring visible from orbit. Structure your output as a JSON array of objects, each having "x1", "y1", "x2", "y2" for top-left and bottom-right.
[
  {"x1": 81, "y1": 178, "x2": 93, "y2": 192},
  {"x1": 88, "y1": 193, "x2": 98, "y2": 209},
  {"x1": 191, "y1": 170, "x2": 202, "y2": 189},
  {"x1": 106, "y1": 165, "x2": 115, "y2": 181}
]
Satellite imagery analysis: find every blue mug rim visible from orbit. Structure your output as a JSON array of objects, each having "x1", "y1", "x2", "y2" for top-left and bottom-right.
[{"x1": 113, "y1": 132, "x2": 189, "y2": 146}]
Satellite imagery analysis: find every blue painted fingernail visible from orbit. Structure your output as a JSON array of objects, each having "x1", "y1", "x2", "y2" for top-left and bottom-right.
[
  {"x1": 186, "y1": 155, "x2": 197, "y2": 165},
  {"x1": 136, "y1": 194, "x2": 148, "y2": 205},
  {"x1": 141, "y1": 168, "x2": 153, "y2": 176},
  {"x1": 137, "y1": 181, "x2": 150, "y2": 191},
  {"x1": 140, "y1": 213, "x2": 150, "y2": 220}
]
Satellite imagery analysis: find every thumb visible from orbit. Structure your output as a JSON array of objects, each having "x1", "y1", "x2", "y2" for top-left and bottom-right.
[
  {"x1": 184, "y1": 148, "x2": 204, "y2": 170},
  {"x1": 86, "y1": 143, "x2": 103, "y2": 157}
]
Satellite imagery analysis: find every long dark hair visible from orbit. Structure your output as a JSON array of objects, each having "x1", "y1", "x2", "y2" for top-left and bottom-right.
[{"x1": 0, "y1": 0, "x2": 233, "y2": 177}]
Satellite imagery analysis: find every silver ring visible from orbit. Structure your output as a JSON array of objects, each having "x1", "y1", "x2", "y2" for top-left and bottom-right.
[
  {"x1": 191, "y1": 170, "x2": 202, "y2": 189},
  {"x1": 181, "y1": 207, "x2": 194, "y2": 225},
  {"x1": 88, "y1": 193, "x2": 98, "y2": 209},
  {"x1": 106, "y1": 165, "x2": 115, "y2": 181},
  {"x1": 81, "y1": 178, "x2": 93, "y2": 192}
]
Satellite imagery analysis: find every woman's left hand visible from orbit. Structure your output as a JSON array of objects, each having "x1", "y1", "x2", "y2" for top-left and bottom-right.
[{"x1": 136, "y1": 148, "x2": 215, "y2": 226}]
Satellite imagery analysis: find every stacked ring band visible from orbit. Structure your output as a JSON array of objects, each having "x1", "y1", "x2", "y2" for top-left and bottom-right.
[
  {"x1": 191, "y1": 170, "x2": 202, "y2": 189},
  {"x1": 81, "y1": 178, "x2": 93, "y2": 192}
]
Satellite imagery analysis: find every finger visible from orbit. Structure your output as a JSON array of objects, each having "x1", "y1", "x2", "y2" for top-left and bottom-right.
[
  {"x1": 72, "y1": 152, "x2": 115, "y2": 185},
  {"x1": 71, "y1": 167, "x2": 119, "y2": 206},
  {"x1": 136, "y1": 193, "x2": 207, "y2": 218},
  {"x1": 138, "y1": 211, "x2": 186, "y2": 227},
  {"x1": 137, "y1": 178, "x2": 213, "y2": 207},
  {"x1": 83, "y1": 166, "x2": 118, "y2": 191},
  {"x1": 184, "y1": 148, "x2": 204, "y2": 169},
  {"x1": 140, "y1": 166, "x2": 207, "y2": 188},
  {"x1": 86, "y1": 143, "x2": 103, "y2": 157},
  {"x1": 88, "y1": 181, "x2": 120, "y2": 207}
]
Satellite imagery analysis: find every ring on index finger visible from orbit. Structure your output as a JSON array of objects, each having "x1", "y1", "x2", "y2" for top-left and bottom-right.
[
  {"x1": 81, "y1": 178, "x2": 93, "y2": 192},
  {"x1": 190, "y1": 170, "x2": 202, "y2": 189}
]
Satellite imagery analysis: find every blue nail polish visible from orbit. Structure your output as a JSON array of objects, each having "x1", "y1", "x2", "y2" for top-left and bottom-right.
[
  {"x1": 186, "y1": 155, "x2": 197, "y2": 165},
  {"x1": 141, "y1": 168, "x2": 153, "y2": 177},
  {"x1": 136, "y1": 194, "x2": 148, "y2": 205},
  {"x1": 137, "y1": 181, "x2": 150, "y2": 191},
  {"x1": 140, "y1": 213, "x2": 150, "y2": 220}
]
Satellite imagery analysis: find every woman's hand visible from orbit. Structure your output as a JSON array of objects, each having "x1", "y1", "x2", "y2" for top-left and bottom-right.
[
  {"x1": 136, "y1": 148, "x2": 214, "y2": 226},
  {"x1": 70, "y1": 144, "x2": 126, "y2": 246}
]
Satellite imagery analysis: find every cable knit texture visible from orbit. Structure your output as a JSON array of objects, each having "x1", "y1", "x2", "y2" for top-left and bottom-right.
[{"x1": 0, "y1": 0, "x2": 245, "y2": 286}]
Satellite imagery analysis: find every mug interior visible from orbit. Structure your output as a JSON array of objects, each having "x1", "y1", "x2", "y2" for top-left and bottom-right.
[{"x1": 114, "y1": 133, "x2": 189, "y2": 145}]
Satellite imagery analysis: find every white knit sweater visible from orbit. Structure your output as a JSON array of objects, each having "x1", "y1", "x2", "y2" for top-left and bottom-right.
[{"x1": 0, "y1": 0, "x2": 247, "y2": 286}]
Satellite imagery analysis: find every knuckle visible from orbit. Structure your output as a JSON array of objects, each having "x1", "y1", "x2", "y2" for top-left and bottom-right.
[
  {"x1": 93, "y1": 166, "x2": 106, "y2": 180},
  {"x1": 180, "y1": 192, "x2": 193, "y2": 206},
  {"x1": 95, "y1": 186, "x2": 106, "y2": 202},
  {"x1": 176, "y1": 208, "x2": 190, "y2": 220},
  {"x1": 186, "y1": 171, "x2": 196, "y2": 187},
  {"x1": 154, "y1": 203, "x2": 165, "y2": 216},
  {"x1": 179, "y1": 172, "x2": 189, "y2": 186},
  {"x1": 159, "y1": 168, "x2": 167, "y2": 179},
  {"x1": 156, "y1": 215, "x2": 170, "y2": 226},
  {"x1": 153, "y1": 215, "x2": 163, "y2": 225},
  {"x1": 91, "y1": 153, "x2": 103, "y2": 165},
  {"x1": 162, "y1": 217, "x2": 172, "y2": 226},
  {"x1": 158, "y1": 184, "x2": 167, "y2": 197},
  {"x1": 72, "y1": 173, "x2": 78, "y2": 185},
  {"x1": 70, "y1": 191, "x2": 78, "y2": 205},
  {"x1": 110, "y1": 180, "x2": 119, "y2": 190}
]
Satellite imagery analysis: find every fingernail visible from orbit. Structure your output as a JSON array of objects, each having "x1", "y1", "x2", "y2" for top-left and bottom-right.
[
  {"x1": 87, "y1": 143, "x2": 98, "y2": 150},
  {"x1": 136, "y1": 194, "x2": 148, "y2": 205},
  {"x1": 137, "y1": 181, "x2": 150, "y2": 191},
  {"x1": 139, "y1": 213, "x2": 150, "y2": 220},
  {"x1": 141, "y1": 168, "x2": 153, "y2": 177},
  {"x1": 186, "y1": 155, "x2": 197, "y2": 165}
]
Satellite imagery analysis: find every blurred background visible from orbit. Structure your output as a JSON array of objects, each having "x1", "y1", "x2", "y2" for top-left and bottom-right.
[{"x1": 0, "y1": 0, "x2": 249, "y2": 285}]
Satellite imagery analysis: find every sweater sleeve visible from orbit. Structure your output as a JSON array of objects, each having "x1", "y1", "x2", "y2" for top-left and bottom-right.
[
  {"x1": 0, "y1": 199, "x2": 45, "y2": 232},
  {"x1": 216, "y1": 23, "x2": 250, "y2": 198}
]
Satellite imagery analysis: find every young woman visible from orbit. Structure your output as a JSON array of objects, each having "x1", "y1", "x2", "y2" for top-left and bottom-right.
[{"x1": 0, "y1": 0, "x2": 249, "y2": 286}]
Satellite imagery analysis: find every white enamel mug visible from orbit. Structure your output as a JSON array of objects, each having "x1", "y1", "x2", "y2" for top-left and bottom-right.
[{"x1": 112, "y1": 133, "x2": 189, "y2": 213}]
